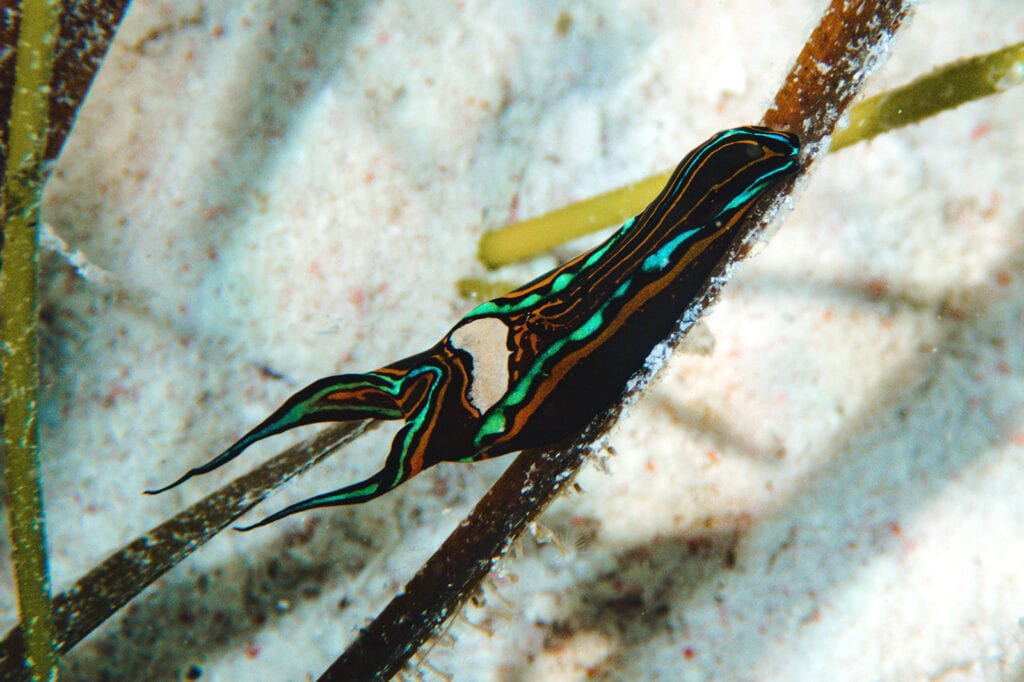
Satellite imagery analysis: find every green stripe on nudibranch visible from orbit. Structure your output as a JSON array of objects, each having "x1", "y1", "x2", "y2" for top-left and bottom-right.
[{"x1": 148, "y1": 126, "x2": 800, "y2": 529}]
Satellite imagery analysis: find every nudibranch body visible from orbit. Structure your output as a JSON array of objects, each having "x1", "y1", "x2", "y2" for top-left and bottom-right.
[{"x1": 150, "y1": 126, "x2": 800, "y2": 528}]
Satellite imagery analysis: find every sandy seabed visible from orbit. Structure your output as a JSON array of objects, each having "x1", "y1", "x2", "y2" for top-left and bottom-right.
[{"x1": 6, "y1": 1, "x2": 1024, "y2": 680}]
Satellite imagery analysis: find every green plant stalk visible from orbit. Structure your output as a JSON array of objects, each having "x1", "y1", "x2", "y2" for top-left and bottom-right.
[
  {"x1": 830, "y1": 39, "x2": 1024, "y2": 151},
  {"x1": 1, "y1": 1, "x2": 63, "y2": 680},
  {"x1": 477, "y1": 173, "x2": 669, "y2": 268},
  {"x1": 477, "y1": 39, "x2": 1024, "y2": 269}
]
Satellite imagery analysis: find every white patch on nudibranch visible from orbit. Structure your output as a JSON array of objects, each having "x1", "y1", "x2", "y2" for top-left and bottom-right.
[{"x1": 448, "y1": 316, "x2": 511, "y2": 414}]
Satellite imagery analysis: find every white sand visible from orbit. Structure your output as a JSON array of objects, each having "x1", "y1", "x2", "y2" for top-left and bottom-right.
[{"x1": 5, "y1": 0, "x2": 1023, "y2": 679}]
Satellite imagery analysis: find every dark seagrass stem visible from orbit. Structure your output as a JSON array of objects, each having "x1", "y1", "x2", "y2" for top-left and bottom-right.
[
  {"x1": 0, "y1": 421, "x2": 373, "y2": 680},
  {"x1": 319, "y1": 430, "x2": 607, "y2": 682},
  {"x1": 321, "y1": 1, "x2": 914, "y2": 680}
]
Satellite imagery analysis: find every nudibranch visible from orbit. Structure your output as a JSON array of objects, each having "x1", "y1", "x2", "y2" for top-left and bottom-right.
[{"x1": 149, "y1": 126, "x2": 800, "y2": 529}]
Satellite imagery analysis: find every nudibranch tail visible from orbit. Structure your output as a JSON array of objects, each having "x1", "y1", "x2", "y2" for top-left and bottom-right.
[
  {"x1": 235, "y1": 470, "x2": 392, "y2": 531},
  {"x1": 146, "y1": 372, "x2": 405, "y2": 495}
]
